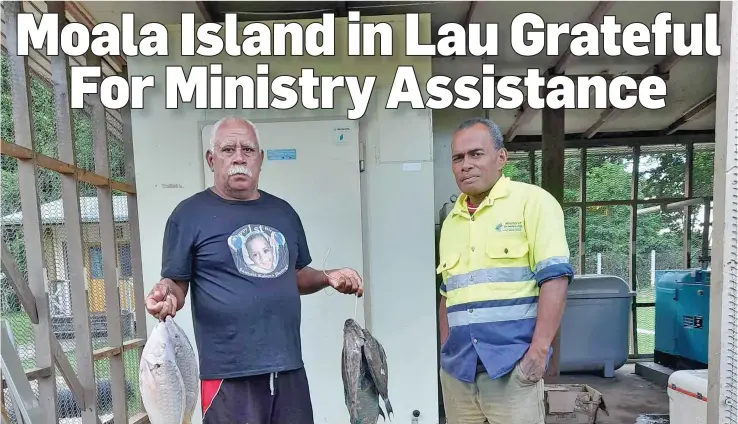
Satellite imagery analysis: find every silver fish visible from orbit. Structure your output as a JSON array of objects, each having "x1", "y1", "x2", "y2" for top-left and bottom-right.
[
  {"x1": 342, "y1": 318, "x2": 388, "y2": 424},
  {"x1": 164, "y1": 317, "x2": 199, "y2": 424},
  {"x1": 362, "y1": 328, "x2": 393, "y2": 420},
  {"x1": 139, "y1": 318, "x2": 186, "y2": 424}
]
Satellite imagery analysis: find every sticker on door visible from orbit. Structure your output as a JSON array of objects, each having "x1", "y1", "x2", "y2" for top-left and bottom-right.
[
  {"x1": 267, "y1": 149, "x2": 297, "y2": 160},
  {"x1": 334, "y1": 127, "x2": 350, "y2": 145}
]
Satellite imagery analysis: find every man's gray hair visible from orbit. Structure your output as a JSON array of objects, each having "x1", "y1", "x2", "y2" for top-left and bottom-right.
[
  {"x1": 209, "y1": 116, "x2": 261, "y2": 152},
  {"x1": 454, "y1": 117, "x2": 505, "y2": 150}
]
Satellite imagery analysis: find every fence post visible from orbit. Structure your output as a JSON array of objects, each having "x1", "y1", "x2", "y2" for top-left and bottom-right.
[
  {"x1": 651, "y1": 250, "x2": 656, "y2": 287},
  {"x1": 597, "y1": 253, "x2": 602, "y2": 274}
]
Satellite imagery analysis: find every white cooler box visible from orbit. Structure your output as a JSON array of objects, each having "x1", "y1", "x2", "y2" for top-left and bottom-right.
[{"x1": 668, "y1": 369, "x2": 709, "y2": 424}]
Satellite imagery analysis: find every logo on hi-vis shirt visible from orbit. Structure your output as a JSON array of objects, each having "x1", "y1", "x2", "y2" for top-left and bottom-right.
[
  {"x1": 495, "y1": 222, "x2": 523, "y2": 233},
  {"x1": 227, "y1": 224, "x2": 289, "y2": 278}
]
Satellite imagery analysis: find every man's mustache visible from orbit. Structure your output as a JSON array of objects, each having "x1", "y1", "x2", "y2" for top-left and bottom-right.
[{"x1": 228, "y1": 165, "x2": 252, "y2": 177}]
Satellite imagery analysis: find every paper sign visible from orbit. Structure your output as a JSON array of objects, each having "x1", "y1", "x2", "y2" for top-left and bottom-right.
[
  {"x1": 267, "y1": 149, "x2": 297, "y2": 160},
  {"x1": 402, "y1": 162, "x2": 422, "y2": 172}
]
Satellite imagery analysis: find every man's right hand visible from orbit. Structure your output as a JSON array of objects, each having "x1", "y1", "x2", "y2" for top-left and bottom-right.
[{"x1": 145, "y1": 280, "x2": 180, "y2": 321}]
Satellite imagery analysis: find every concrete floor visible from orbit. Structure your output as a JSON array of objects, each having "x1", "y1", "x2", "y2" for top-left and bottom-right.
[
  {"x1": 438, "y1": 363, "x2": 670, "y2": 424},
  {"x1": 439, "y1": 363, "x2": 671, "y2": 424},
  {"x1": 555, "y1": 363, "x2": 671, "y2": 424}
]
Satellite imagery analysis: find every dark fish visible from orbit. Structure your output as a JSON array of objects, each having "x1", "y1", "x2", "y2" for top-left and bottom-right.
[
  {"x1": 362, "y1": 328, "x2": 393, "y2": 419},
  {"x1": 342, "y1": 319, "x2": 388, "y2": 424}
]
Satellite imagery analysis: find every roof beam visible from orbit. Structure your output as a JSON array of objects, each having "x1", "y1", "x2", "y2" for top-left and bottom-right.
[
  {"x1": 659, "y1": 93, "x2": 717, "y2": 135},
  {"x1": 196, "y1": 0, "x2": 214, "y2": 22},
  {"x1": 504, "y1": 1, "x2": 614, "y2": 142},
  {"x1": 550, "y1": 1, "x2": 613, "y2": 75},
  {"x1": 504, "y1": 129, "x2": 714, "y2": 151},
  {"x1": 463, "y1": 1, "x2": 478, "y2": 27},
  {"x1": 335, "y1": 1, "x2": 348, "y2": 18},
  {"x1": 581, "y1": 39, "x2": 692, "y2": 139}
]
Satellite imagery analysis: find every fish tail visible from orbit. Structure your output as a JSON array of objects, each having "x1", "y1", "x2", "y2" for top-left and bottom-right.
[
  {"x1": 384, "y1": 399, "x2": 393, "y2": 421},
  {"x1": 379, "y1": 406, "x2": 386, "y2": 422}
]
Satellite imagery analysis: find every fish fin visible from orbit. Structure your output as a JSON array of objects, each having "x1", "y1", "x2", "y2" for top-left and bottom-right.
[{"x1": 384, "y1": 399, "x2": 394, "y2": 421}]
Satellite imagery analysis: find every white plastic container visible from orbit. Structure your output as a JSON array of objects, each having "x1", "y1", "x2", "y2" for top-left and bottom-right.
[{"x1": 668, "y1": 369, "x2": 709, "y2": 424}]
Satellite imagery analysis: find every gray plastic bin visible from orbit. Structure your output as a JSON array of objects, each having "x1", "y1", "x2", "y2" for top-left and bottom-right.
[{"x1": 558, "y1": 274, "x2": 636, "y2": 377}]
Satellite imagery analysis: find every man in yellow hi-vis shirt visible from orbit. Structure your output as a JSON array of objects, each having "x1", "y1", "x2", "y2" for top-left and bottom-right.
[{"x1": 437, "y1": 117, "x2": 573, "y2": 424}]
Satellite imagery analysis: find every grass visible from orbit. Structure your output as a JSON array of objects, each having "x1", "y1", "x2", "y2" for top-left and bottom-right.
[
  {"x1": 4, "y1": 310, "x2": 33, "y2": 342},
  {"x1": 636, "y1": 307, "x2": 656, "y2": 354},
  {"x1": 634, "y1": 288, "x2": 656, "y2": 354}
]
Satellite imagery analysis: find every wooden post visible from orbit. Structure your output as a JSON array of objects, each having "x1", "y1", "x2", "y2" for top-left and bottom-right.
[
  {"x1": 683, "y1": 143, "x2": 694, "y2": 268},
  {"x1": 707, "y1": 2, "x2": 738, "y2": 423},
  {"x1": 119, "y1": 64, "x2": 149, "y2": 413},
  {"x1": 541, "y1": 84, "x2": 565, "y2": 380},
  {"x1": 2, "y1": 2, "x2": 58, "y2": 422},
  {"x1": 630, "y1": 146, "x2": 641, "y2": 356},
  {"x1": 84, "y1": 48, "x2": 129, "y2": 422},
  {"x1": 579, "y1": 148, "x2": 587, "y2": 274},
  {"x1": 47, "y1": 2, "x2": 99, "y2": 422}
]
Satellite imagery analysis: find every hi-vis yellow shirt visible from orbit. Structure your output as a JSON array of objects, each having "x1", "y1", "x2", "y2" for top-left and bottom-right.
[{"x1": 437, "y1": 175, "x2": 573, "y2": 383}]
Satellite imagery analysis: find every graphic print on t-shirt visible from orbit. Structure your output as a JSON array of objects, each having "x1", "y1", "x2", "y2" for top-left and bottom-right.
[{"x1": 227, "y1": 224, "x2": 289, "y2": 278}]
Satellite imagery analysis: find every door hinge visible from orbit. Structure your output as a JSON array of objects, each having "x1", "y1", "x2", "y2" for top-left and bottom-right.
[{"x1": 359, "y1": 140, "x2": 366, "y2": 172}]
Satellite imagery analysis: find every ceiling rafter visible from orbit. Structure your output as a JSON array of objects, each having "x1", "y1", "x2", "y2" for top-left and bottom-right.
[
  {"x1": 196, "y1": 1, "x2": 214, "y2": 23},
  {"x1": 581, "y1": 38, "x2": 692, "y2": 139},
  {"x1": 659, "y1": 93, "x2": 716, "y2": 136},
  {"x1": 503, "y1": 1, "x2": 614, "y2": 143}
]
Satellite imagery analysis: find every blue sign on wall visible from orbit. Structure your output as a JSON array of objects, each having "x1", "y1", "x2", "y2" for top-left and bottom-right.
[{"x1": 267, "y1": 149, "x2": 297, "y2": 161}]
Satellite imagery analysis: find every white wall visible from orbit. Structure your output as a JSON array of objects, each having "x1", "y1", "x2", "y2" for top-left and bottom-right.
[
  {"x1": 431, "y1": 107, "x2": 490, "y2": 225},
  {"x1": 128, "y1": 14, "x2": 440, "y2": 424}
]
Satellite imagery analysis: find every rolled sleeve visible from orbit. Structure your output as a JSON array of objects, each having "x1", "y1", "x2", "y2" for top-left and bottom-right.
[{"x1": 526, "y1": 190, "x2": 574, "y2": 287}]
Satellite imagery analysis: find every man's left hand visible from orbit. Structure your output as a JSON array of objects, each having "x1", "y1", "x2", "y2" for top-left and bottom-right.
[
  {"x1": 518, "y1": 345, "x2": 548, "y2": 383},
  {"x1": 326, "y1": 268, "x2": 364, "y2": 297}
]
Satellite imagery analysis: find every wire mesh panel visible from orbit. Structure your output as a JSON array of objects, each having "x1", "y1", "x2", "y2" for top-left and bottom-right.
[
  {"x1": 112, "y1": 214, "x2": 144, "y2": 418},
  {"x1": 563, "y1": 149, "x2": 582, "y2": 203},
  {"x1": 638, "y1": 144, "x2": 687, "y2": 200},
  {"x1": 584, "y1": 205, "x2": 631, "y2": 279},
  {"x1": 585, "y1": 146, "x2": 634, "y2": 202},
  {"x1": 502, "y1": 151, "x2": 531, "y2": 183},
  {"x1": 1, "y1": 24, "x2": 147, "y2": 420},
  {"x1": 0, "y1": 198, "x2": 36, "y2": 372},
  {"x1": 635, "y1": 306, "x2": 656, "y2": 356},
  {"x1": 635, "y1": 205, "x2": 685, "y2": 299},
  {"x1": 693, "y1": 143, "x2": 716, "y2": 198},
  {"x1": 564, "y1": 207, "x2": 581, "y2": 273}
]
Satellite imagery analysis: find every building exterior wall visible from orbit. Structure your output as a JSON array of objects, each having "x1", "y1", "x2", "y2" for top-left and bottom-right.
[{"x1": 46, "y1": 224, "x2": 135, "y2": 313}]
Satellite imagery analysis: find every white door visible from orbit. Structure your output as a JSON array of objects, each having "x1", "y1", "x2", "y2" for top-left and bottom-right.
[{"x1": 200, "y1": 119, "x2": 365, "y2": 423}]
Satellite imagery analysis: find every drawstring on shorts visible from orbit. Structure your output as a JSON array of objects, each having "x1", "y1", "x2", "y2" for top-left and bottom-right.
[{"x1": 269, "y1": 372, "x2": 279, "y2": 396}]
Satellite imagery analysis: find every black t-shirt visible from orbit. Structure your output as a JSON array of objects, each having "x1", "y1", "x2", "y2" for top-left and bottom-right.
[{"x1": 160, "y1": 188, "x2": 312, "y2": 379}]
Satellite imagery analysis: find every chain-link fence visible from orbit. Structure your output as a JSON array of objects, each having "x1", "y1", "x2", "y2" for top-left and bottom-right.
[{"x1": 1, "y1": 29, "x2": 144, "y2": 422}]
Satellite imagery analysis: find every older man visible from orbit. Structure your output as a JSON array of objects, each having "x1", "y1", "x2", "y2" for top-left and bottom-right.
[
  {"x1": 145, "y1": 116, "x2": 363, "y2": 424},
  {"x1": 437, "y1": 117, "x2": 573, "y2": 424}
]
